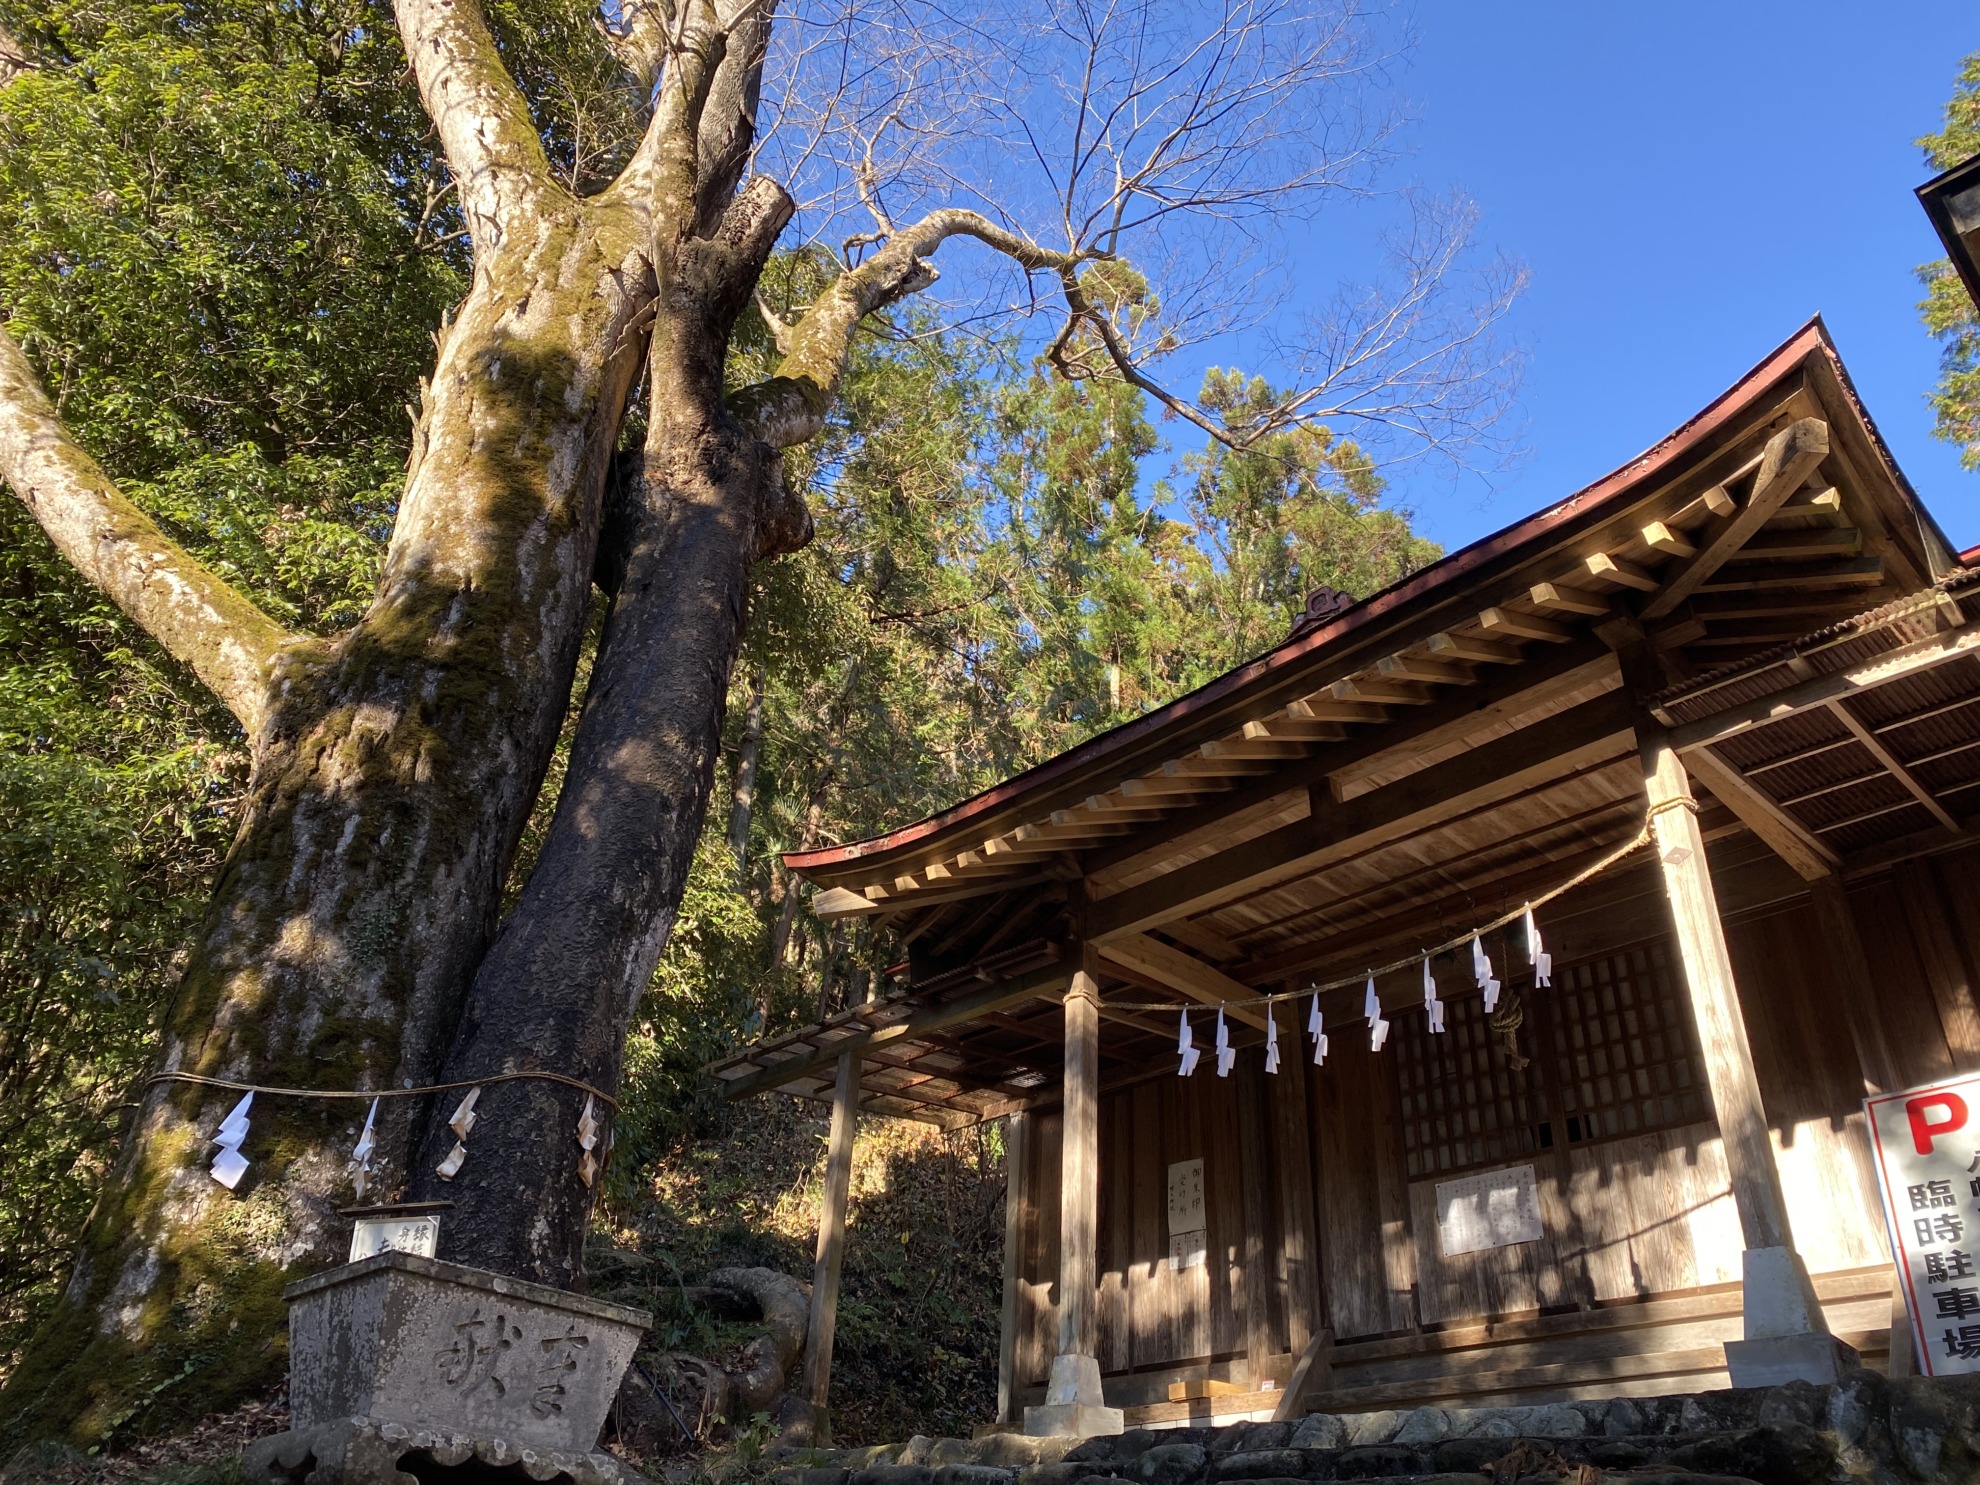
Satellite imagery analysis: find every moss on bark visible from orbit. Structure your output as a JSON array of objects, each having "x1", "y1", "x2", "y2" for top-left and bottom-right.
[{"x1": 0, "y1": 200, "x2": 658, "y2": 1450}]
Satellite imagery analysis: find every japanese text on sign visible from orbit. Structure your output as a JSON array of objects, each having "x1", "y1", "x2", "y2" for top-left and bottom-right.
[
  {"x1": 1166, "y1": 1159, "x2": 1205, "y2": 1235},
  {"x1": 1167, "y1": 1158, "x2": 1207, "y2": 1271},
  {"x1": 1865, "y1": 1074, "x2": 1980, "y2": 1375},
  {"x1": 349, "y1": 1213, "x2": 441, "y2": 1263}
]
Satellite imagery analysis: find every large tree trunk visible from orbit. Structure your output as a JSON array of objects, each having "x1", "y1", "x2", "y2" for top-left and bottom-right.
[
  {"x1": 400, "y1": 179, "x2": 802, "y2": 1285},
  {"x1": 0, "y1": 198, "x2": 653, "y2": 1444}
]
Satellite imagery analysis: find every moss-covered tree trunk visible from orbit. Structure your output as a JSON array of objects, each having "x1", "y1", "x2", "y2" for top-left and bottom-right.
[
  {"x1": 0, "y1": 183, "x2": 654, "y2": 1440},
  {"x1": 401, "y1": 178, "x2": 803, "y2": 1284}
]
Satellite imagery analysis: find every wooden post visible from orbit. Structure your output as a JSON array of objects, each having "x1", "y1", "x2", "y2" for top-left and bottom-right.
[
  {"x1": 1642, "y1": 729, "x2": 1852, "y2": 1385},
  {"x1": 1057, "y1": 953, "x2": 1101, "y2": 1361},
  {"x1": 1023, "y1": 945, "x2": 1123, "y2": 1435},
  {"x1": 1644, "y1": 734, "x2": 1795, "y2": 1252},
  {"x1": 801, "y1": 1049, "x2": 860, "y2": 1437},
  {"x1": 997, "y1": 1109, "x2": 1029, "y2": 1424}
]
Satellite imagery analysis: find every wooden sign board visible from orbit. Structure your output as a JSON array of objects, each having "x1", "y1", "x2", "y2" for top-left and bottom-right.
[
  {"x1": 1167, "y1": 1158, "x2": 1205, "y2": 1234},
  {"x1": 348, "y1": 1212, "x2": 442, "y2": 1263},
  {"x1": 1167, "y1": 1158, "x2": 1207, "y2": 1270},
  {"x1": 1435, "y1": 1164, "x2": 1542, "y2": 1257},
  {"x1": 1866, "y1": 1073, "x2": 1980, "y2": 1376}
]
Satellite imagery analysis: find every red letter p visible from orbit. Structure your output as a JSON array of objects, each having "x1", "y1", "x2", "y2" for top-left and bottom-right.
[{"x1": 1909, "y1": 1092, "x2": 1970, "y2": 1156}]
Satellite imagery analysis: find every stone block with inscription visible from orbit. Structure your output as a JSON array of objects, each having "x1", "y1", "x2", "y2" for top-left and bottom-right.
[{"x1": 245, "y1": 1249, "x2": 651, "y2": 1485}]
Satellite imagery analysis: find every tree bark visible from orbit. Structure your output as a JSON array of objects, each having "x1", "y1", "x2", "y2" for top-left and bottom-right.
[
  {"x1": 0, "y1": 195, "x2": 655, "y2": 1444},
  {"x1": 400, "y1": 177, "x2": 800, "y2": 1285}
]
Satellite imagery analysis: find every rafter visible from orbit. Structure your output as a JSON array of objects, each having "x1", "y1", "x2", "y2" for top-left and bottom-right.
[
  {"x1": 1098, "y1": 934, "x2": 1272, "y2": 1031},
  {"x1": 1643, "y1": 417, "x2": 1829, "y2": 619},
  {"x1": 1825, "y1": 700, "x2": 1960, "y2": 832},
  {"x1": 1680, "y1": 745, "x2": 1838, "y2": 881},
  {"x1": 1088, "y1": 689, "x2": 1636, "y2": 941}
]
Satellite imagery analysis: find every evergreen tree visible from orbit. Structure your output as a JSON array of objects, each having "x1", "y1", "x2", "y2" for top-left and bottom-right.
[{"x1": 1920, "y1": 52, "x2": 1980, "y2": 471}]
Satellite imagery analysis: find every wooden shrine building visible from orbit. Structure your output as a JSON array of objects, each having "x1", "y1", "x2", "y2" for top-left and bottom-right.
[{"x1": 709, "y1": 321, "x2": 1980, "y2": 1433}]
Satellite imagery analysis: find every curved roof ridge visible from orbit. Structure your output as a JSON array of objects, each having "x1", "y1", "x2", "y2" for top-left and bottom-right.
[{"x1": 785, "y1": 318, "x2": 1871, "y2": 876}]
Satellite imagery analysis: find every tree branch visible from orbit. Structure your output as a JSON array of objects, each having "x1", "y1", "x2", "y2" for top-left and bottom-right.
[
  {"x1": 694, "y1": 0, "x2": 775, "y2": 233},
  {"x1": 607, "y1": 0, "x2": 725, "y2": 235},
  {"x1": 0, "y1": 327, "x2": 296, "y2": 738},
  {"x1": 598, "y1": 0, "x2": 675, "y2": 98},
  {"x1": 730, "y1": 209, "x2": 1084, "y2": 448},
  {"x1": 394, "y1": 0, "x2": 560, "y2": 256}
]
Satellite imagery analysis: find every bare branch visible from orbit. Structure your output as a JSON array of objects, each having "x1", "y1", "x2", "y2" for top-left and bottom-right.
[
  {"x1": 0, "y1": 326, "x2": 297, "y2": 738},
  {"x1": 748, "y1": 0, "x2": 1519, "y2": 474},
  {"x1": 754, "y1": 290, "x2": 797, "y2": 353},
  {"x1": 730, "y1": 208, "x2": 1084, "y2": 447},
  {"x1": 394, "y1": 0, "x2": 560, "y2": 256},
  {"x1": 608, "y1": 0, "x2": 724, "y2": 226},
  {"x1": 696, "y1": 0, "x2": 779, "y2": 230}
]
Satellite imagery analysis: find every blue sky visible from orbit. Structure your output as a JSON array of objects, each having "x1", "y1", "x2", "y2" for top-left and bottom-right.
[{"x1": 1358, "y1": 2, "x2": 1978, "y2": 555}]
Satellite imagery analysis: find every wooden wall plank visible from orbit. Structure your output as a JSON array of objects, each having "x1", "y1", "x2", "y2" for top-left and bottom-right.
[
  {"x1": 1312, "y1": 1021, "x2": 1412, "y2": 1338},
  {"x1": 1024, "y1": 1108, "x2": 1063, "y2": 1386},
  {"x1": 1100, "y1": 1090, "x2": 1133, "y2": 1371},
  {"x1": 1726, "y1": 901, "x2": 1888, "y2": 1274},
  {"x1": 1237, "y1": 1065, "x2": 1275, "y2": 1379},
  {"x1": 1129, "y1": 1079, "x2": 1169, "y2": 1371},
  {"x1": 1371, "y1": 1026, "x2": 1420, "y2": 1333},
  {"x1": 1902, "y1": 858, "x2": 1980, "y2": 1073},
  {"x1": 1849, "y1": 874, "x2": 1957, "y2": 1088},
  {"x1": 1205, "y1": 1070, "x2": 1244, "y2": 1359},
  {"x1": 1272, "y1": 1027, "x2": 1322, "y2": 1355}
]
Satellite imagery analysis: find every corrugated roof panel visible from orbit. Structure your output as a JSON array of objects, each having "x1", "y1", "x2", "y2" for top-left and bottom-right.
[
  {"x1": 1716, "y1": 712, "x2": 1850, "y2": 772},
  {"x1": 1824, "y1": 802, "x2": 1936, "y2": 853},
  {"x1": 1796, "y1": 771, "x2": 1913, "y2": 832}
]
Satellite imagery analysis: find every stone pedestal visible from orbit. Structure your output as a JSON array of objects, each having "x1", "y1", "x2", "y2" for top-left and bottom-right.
[
  {"x1": 1723, "y1": 1245, "x2": 1859, "y2": 1388},
  {"x1": 1021, "y1": 1353, "x2": 1122, "y2": 1438},
  {"x1": 244, "y1": 1249, "x2": 651, "y2": 1485}
]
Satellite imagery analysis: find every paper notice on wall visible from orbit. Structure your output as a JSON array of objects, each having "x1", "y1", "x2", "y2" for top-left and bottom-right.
[
  {"x1": 1167, "y1": 1157, "x2": 1205, "y2": 1235},
  {"x1": 1865, "y1": 1072, "x2": 1980, "y2": 1376},
  {"x1": 1435, "y1": 1164, "x2": 1543, "y2": 1257},
  {"x1": 1169, "y1": 1229, "x2": 1208, "y2": 1270}
]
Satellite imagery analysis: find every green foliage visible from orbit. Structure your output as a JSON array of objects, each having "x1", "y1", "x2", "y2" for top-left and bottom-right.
[
  {"x1": 0, "y1": 497, "x2": 241, "y2": 1368},
  {"x1": 1919, "y1": 51, "x2": 1980, "y2": 472}
]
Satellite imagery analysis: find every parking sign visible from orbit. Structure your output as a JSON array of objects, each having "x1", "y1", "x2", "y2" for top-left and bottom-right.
[{"x1": 1866, "y1": 1073, "x2": 1980, "y2": 1376}]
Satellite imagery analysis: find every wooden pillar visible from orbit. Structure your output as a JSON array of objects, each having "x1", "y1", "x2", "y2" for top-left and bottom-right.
[
  {"x1": 1023, "y1": 947, "x2": 1123, "y2": 1435},
  {"x1": 1642, "y1": 730, "x2": 1852, "y2": 1385},
  {"x1": 1057, "y1": 954, "x2": 1101, "y2": 1361},
  {"x1": 997, "y1": 1109, "x2": 1029, "y2": 1424},
  {"x1": 801, "y1": 1049, "x2": 860, "y2": 1436},
  {"x1": 1645, "y1": 735, "x2": 1795, "y2": 1252}
]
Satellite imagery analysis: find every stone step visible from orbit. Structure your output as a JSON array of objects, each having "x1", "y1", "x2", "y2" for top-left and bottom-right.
[{"x1": 759, "y1": 1370, "x2": 1980, "y2": 1485}]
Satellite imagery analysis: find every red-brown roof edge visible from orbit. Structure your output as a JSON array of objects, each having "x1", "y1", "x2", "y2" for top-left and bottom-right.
[{"x1": 783, "y1": 318, "x2": 1911, "y2": 877}]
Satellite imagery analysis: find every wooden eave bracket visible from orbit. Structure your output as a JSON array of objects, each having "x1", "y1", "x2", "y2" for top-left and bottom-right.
[{"x1": 1642, "y1": 417, "x2": 1831, "y2": 621}]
